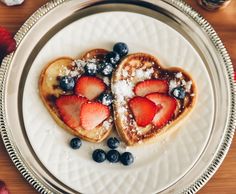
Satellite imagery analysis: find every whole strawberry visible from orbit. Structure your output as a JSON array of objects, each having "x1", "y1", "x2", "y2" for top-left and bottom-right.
[
  {"x1": 0, "y1": 26, "x2": 16, "y2": 62},
  {"x1": 0, "y1": 180, "x2": 10, "y2": 194}
]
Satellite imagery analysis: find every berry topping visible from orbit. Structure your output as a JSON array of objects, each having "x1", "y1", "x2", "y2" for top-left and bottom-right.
[
  {"x1": 75, "y1": 76, "x2": 106, "y2": 100},
  {"x1": 129, "y1": 96, "x2": 158, "y2": 127},
  {"x1": 92, "y1": 149, "x2": 106, "y2": 163},
  {"x1": 134, "y1": 79, "x2": 168, "y2": 97},
  {"x1": 80, "y1": 102, "x2": 110, "y2": 130},
  {"x1": 120, "y1": 152, "x2": 134, "y2": 166},
  {"x1": 84, "y1": 63, "x2": 97, "y2": 76},
  {"x1": 146, "y1": 93, "x2": 177, "y2": 128},
  {"x1": 106, "y1": 51, "x2": 120, "y2": 65},
  {"x1": 107, "y1": 150, "x2": 120, "y2": 163},
  {"x1": 107, "y1": 137, "x2": 120, "y2": 149},
  {"x1": 0, "y1": 27, "x2": 16, "y2": 61},
  {"x1": 113, "y1": 42, "x2": 129, "y2": 57},
  {"x1": 171, "y1": 87, "x2": 186, "y2": 100},
  {"x1": 99, "y1": 62, "x2": 114, "y2": 76},
  {"x1": 59, "y1": 76, "x2": 75, "y2": 91},
  {"x1": 70, "y1": 137, "x2": 82, "y2": 149},
  {"x1": 56, "y1": 95, "x2": 88, "y2": 129},
  {"x1": 0, "y1": 180, "x2": 9, "y2": 194},
  {"x1": 98, "y1": 92, "x2": 113, "y2": 106}
]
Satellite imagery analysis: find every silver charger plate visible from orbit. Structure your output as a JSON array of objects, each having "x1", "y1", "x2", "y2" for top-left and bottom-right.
[{"x1": 0, "y1": 0, "x2": 235, "y2": 193}]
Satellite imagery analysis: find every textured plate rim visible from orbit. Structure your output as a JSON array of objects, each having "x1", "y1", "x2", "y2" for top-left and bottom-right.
[{"x1": 0, "y1": 0, "x2": 235, "y2": 194}]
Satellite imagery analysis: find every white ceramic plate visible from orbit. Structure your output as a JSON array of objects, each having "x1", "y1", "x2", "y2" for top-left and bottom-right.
[
  {"x1": 1, "y1": 1, "x2": 235, "y2": 194},
  {"x1": 23, "y1": 11, "x2": 214, "y2": 194}
]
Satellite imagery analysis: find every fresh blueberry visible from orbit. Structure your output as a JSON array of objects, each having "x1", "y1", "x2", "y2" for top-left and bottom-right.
[
  {"x1": 92, "y1": 149, "x2": 106, "y2": 163},
  {"x1": 171, "y1": 86, "x2": 186, "y2": 100},
  {"x1": 107, "y1": 137, "x2": 120, "y2": 149},
  {"x1": 113, "y1": 42, "x2": 129, "y2": 57},
  {"x1": 99, "y1": 62, "x2": 114, "y2": 76},
  {"x1": 70, "y1": 138, "x2": 82, "y2": 149},
  {"x1": 59, "y1": 76, "x2": 75, "y2": 91},
  {"x1": 107, "y1": 150, "x2": 120, "y2": 163},
  {"x1": 84, "y1": 63, "x2": 97, "y2": 76},
  {"x1": 120, "y1": 152, "x2": 134, "y2": 166},
  {"x1": 98, "y1": 93, "x2": 113, "y2": 106},
  {"x1": 106, "y1": 51, "x2": 120, "y2": 65}
]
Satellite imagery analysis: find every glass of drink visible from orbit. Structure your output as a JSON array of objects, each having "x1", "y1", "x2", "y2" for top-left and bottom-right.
[{"x1": 197, "y1": 0, "x2": 231, "y2": 11}]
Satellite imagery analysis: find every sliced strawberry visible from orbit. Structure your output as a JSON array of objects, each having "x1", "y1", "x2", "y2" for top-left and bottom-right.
[
  {"x1": 146, "y1": 93, "x2": 177, "y2": 128},
  {"x1": 75, "y1": 76, "x2": 106, "y2": 100},
  {"x1": 129, "y1": 96, "x2": 158, "y2": 127},
  {"x1": 134, "y1": 79, "x2": 168, "y2": 97},
  {"x1": 56, "y1": 95, "x2": 88, "y2": 129},
  {"x1": 80, "y1": 102, "x2": 110, "y2": 130}
]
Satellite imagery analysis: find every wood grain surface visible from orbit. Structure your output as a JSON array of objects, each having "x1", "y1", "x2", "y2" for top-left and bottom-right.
[{"x1": 0, "y1": 0, "x2": 235, "y2": 193}]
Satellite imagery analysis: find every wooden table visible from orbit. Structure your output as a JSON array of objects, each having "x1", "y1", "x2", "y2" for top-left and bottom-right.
[{"x1": 0, "y1": 1, "x2": 235, "y2": 193}]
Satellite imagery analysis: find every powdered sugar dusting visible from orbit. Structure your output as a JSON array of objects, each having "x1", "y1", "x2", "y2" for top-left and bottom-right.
[
  {"x1": 66, "y1": 58, "x2": 101, "y2": 78},
  {"x1": 87, "y1": 63, "x2": 96, "y2": 70},
  {"x1": 108, "y1": 117, "x2": 113, "y2": 123},
  {"x1": 95, "y1": 117, "x2": 113, "y2": 139},
  {"x1": 169, "y1": 80, "x2": 178, "y2": 92},
  {"x1": 58, "y1": 60, "x2": 85, "y2": 77},
  {"x1": 58, "y1": 65, "x2": 70, "y2": 76},
  {"x1": 113, "y1": 80, "x2": 134, "y2": 102},
  {"x1": 117, "y1": 106, "x2": 127, "y2": 120},
  {"x1": 169, "y1": 78, "x2": 193, "y2": 94},
  {"x1": 175, "y1": 72, "x2": 183, "y2": 78},
  {"x1": 113, "y1": 80, "x2": 135, "y2": 125},
  {"x1": 122, "y1": 69, "x2": 129, "y2": 78},
  {"x1": 69, "y1": 70, "x2": 80, "y2": 77},
  {"x1": 181, "y1": 79, "x2": 186, "y2": 86},
  {"x1": 103, "y1": 77, "x2": 110, "y2": 86},
  {"x1": 135, "y1": 68, "x2": 154, "y2": 81},
  {"x1": 185, "y1": 81, "x2": 192, "y2": 92},
  {"x1": 102, "y1": 120, "x2": 111, "y2": 130},
  {"x1": 74, "y1": 59, "x2": 87, "y2": 67}
]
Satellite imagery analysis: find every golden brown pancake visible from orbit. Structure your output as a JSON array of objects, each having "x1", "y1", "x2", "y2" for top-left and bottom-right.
[
  {"x1": 112, "y1": 53, "x2": 197, "y2": 146},
  {"x1": 39, "y1": 49, "x2": 113, "y2": 143}
]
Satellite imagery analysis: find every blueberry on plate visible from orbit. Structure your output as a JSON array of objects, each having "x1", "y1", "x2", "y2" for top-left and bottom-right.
[
  {"x1": 98, "y1": 93, "x2": 113, "y2": 106},
  {"x1": 92, "y1": 149, "x2": 106, "y2": 163},
  {"x1": 84, "y1": 63, "x2": 97, "y2": 76},
  {"x1": 59, "y1": 76, "x2": 75, "y2": 91},
  {"x1": 107, "y1": 150, "x2": 120, "y2": 163},
  {"x1": 120, "y1": 152, "x2": 134, "y2": 166},
  {"x1": 107, "y1": 137, "x2": 120, "y2": 149},
  {"x1": 106, "y1": 51, "x2": 120, "y2": 65},
  {"x1": 99, "y1": 62, "x2": 114, "y2": 76},
  {"x1": 171, "y1": 86, "x2": 186, "y2": 100},
  {"x1": 70, "y1": 137, "x2": 82, "y2": 149},
  {"x1": 113, "y1": 42, "x2": 129, "y2": 57}
]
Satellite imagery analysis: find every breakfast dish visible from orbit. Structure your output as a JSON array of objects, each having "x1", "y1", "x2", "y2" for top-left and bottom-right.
[
  {"x1": 39, "y1": 49, "x2": 114, "y2": 143},
  {"x1": 4, "y1": 2, "x2": 232, "y2": 193},
  {"x1": 112, "y1": 53, "x2": 197, "y2": 145},
  {"x1": 39, "y1": 42, "x2": 197, "y2": 146}
]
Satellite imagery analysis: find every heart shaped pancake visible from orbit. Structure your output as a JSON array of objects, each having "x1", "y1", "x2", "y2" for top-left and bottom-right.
[
  {"x1": 39, "y1": 49, "x2": 113, "y2": 143},
  {"x1": 112, "y1": 53, "x2": 197, "y2": 146}
]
